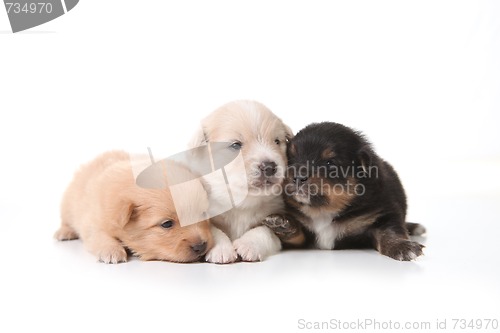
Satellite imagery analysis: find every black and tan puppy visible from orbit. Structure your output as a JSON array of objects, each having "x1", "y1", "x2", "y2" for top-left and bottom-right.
[{"x1": 263, "y1": 122, "x2": 425, "y2": 261}]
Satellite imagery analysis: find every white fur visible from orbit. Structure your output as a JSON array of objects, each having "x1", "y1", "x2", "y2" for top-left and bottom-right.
[
  {"x1": 413, "y1": 224, "x2": 426, "y2": 236},
  {"x1": 206, "y1": 193, "x2": 284, "y2": 263},
  {"x1": 406, "y1": 251, "x2": 418, "y2": 261},
  {"x1": 205, "y1": 225, "x2": 238, "y2": 264},
  {"x1": 310, "y1": 213, "x2": 338, "y2": 250},
  {"x1": 233, "y1": 226, "x2": 281, "y2": 262}
]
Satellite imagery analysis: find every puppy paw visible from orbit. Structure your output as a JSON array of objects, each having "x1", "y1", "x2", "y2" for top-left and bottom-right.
[
  {"x1": 233, "y1": 238, "x2": 264, "y2": 262},
  {"x1": 205, "y1": 243, "x2": 238, "y2": 264},
  {"x1": 406, "y1": 222, "x2": 427, "y2": 236},
  {"x1": 97, "y1": 244, "x2": 128, "y2": 264},
  {"x1": 382, "y1": 240, "x2": 424, "y2": 261},
  {"x1": 262, "y1": 214, "x2": 297, "y2": 239},
  {"x1": 54, "y1": 226, "x2": 78, "y2": 241}
]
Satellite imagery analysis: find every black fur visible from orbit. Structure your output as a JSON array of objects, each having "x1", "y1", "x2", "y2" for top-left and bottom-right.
[{"x1": 267, "y1": 122, "x2": 425, "y2": 261}]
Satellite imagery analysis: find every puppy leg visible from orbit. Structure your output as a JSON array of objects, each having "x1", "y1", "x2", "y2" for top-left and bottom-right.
[
  {"x1": 54, "y1": 224, "x2": 79, "y2": 241},
  {"x1": 262, "y1": 214, "x2": 305, "y2": 247},
  {"x1": 205, "y1": 225, "x2": 238, "y2": 264},
  {"x1": 406, "y1": 222, "x2": 426, "y2": 236},
  {"x1": 83, "y1": 232, "x2": 128, "y2": 264},
  {"x1": 233, "y1": 226, "x2": 281, "y2": 262},
  {"x1": 371, "y1": 224, "x2": 424, "y2": 261}
]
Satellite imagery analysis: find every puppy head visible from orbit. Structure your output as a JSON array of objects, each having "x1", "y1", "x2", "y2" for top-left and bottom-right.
[
  {"x1": 192, "y1": 100, "x2": 293, "y2": 197},
  {"x1": 284, "y1": 122, "x2": 373, "y2": 213},
  {"x1": 120, "y1": 163, "x2": 214, "y2": 263}
]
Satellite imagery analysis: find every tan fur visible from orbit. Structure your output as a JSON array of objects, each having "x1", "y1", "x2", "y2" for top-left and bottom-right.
[
  {"x1": 323, "y1": 178, "x2": 356, "y2": 212},
  {"x1": 321, "y1": 148, "x2": 336, "y2": 160},
  {"x1": 284, "y1": 232, "x2": 306, "y2": 246},
  {"x1": 282, "y1": 177, "x2": 362, "y2": 247},
  {"x1": 55, "y1": 151, "x2": 213, "y2": 263},
  {"x1": 289, "y1": 143, "x2": 297, "y2": 157},
  {"x1": 292, "y1": 176, "x2": 356, "y2": 214},
  {"x1": 335, "y1": 213, "x2": 380, "y2": 240}
]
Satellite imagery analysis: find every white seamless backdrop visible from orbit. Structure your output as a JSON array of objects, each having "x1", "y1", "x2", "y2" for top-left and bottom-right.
[{"x1": 1, "y1": 1, "x2": 499, "y2": 333}]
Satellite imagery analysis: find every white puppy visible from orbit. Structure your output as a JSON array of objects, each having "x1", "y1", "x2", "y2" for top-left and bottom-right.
[{"x1": 189, "y1": 100, "x2": 293, "y2": 263}]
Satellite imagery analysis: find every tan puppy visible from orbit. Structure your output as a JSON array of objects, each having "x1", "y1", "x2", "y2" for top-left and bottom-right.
[
  {"x1": 190, "y1": 100, "x2": 293, "y2": 263},
  {"x1": 55, "y1": 151, "x2": 213, "y2": 263}
]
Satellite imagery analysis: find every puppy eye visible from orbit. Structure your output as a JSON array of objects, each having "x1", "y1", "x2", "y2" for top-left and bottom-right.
[
  {"x1": 160, "y1": 220, "x2": 174, "y2": 229},
  {"x1": 230, "y1": 141, "x2": 242, "y2": 150},
  {"x1": 275, "y1": 139, "x2": 281, "y2": 145},
  {"x1": 326, "y1": 160, "x2": 336, "y2": 166}
]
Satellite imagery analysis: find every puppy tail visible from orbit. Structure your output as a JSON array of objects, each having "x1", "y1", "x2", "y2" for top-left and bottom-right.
[{"x1": 406, "y1": 222, "x2": 426, "y2": 236}]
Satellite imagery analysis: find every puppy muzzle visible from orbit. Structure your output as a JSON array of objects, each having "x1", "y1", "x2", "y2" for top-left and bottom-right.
[
  {"x1": 190, "y1": 241, "x2": 208, "y2": 256},
  {"x1": 249, "y1": 160, "x2": 284, "y2": 188}
]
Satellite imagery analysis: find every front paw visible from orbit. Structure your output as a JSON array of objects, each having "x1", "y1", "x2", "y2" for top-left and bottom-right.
[
  {"x1": 381, "y1": 240, "x2": 424, "y2": 261},
  {"x1": 205, "y1": 243, "x2": 238, "y2": 264},
  {"x1": 97, "y1": 244, "x2": 128, "y2": 264},
  {"x1": 233, "y1": 238, "x2": 264, "y2": 262},
  {"x1": 262, "y1": 214, "x2": 297, "y2": 239},
  {"x1": 54, "y1": 226, "x2": 78, "y2": 241}
]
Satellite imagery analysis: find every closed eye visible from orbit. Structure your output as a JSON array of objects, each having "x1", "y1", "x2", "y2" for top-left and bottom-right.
[{"x1": 326, "y1": 159, "x2": 337, "y2": 167}]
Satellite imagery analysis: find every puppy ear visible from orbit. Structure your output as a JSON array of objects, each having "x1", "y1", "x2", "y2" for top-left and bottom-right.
[
  {"x1": 127, "y1": 204, "x2": 141, "y2": 225},
  {"x1": 288, "y1": 142, "x2": 297, "y2": 157},
  {"x1": 112, "y1": 200, "x2": 141, "y2": 228},
  {"x1": 358, "y1": 147, "x2": 372, "y2": 175},
  {"x1": 283, "y1": 123, "x2": 294, "y2": 142},
  {"x1": 188, "y1": 125, "x2": 208, "y2": 148}
]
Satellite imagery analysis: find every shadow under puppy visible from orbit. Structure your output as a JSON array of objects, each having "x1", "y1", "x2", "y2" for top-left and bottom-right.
[
  {"x1": 264, "y1": 122, "x2": 425, "y2": 261},
  {"x1": 55, "y1": 151, "x2": 213, "y2": 263}
]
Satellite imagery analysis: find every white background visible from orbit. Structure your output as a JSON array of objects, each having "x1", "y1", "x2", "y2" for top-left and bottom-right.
[{"x1": 1, "y1": 1, "x2": 499, "y2": 332}]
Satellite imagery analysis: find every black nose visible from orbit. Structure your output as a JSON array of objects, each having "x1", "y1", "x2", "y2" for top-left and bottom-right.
[
  {"x1": 191, "y1": 241, "x2": 207, "y2": 255},
  {"x1": 259, "y1": 161, "x2": 277, "y2": 177},
  {"x1": 293, "y1": 176, "x2": 308, "y2": 184}
]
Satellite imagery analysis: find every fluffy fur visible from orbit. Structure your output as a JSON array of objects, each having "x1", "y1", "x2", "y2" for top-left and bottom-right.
[
  {"x1": 264, "y1": 122, "x2": 425, "y2": 261},
  {"x1": 190, "y1": 100, "x2": 293, "y2": 263},
  {"x1": 55, "y1": 151, "x2": 214, "y2": 263}
]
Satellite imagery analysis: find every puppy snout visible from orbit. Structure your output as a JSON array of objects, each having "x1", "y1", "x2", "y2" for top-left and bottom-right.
[
  {"x1": 293, "y1": 176, "x2": 309, "y2": 185},
  {"x1": 191, "y1": 241, "x2": 208, "y2": 255},
  {"x1": 259, "y1": 161, "x2": 277, "y2": 177}
]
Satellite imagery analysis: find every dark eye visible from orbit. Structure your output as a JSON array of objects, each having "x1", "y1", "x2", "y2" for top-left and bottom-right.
[
  {"x1": 326, "y1": 160, "x2": 336, "y2": 166},
  {"x1": 275, "y1": 139, "x2": 281, "y2": 145},
  {"x1": 230, "y1": 141, "x2": 242, "y2": 150},
  {"x1": 160, "y1": 220, "x2": 174, "y2": 229}
]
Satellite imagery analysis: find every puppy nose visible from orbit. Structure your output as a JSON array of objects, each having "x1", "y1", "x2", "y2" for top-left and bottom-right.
[
  {"x1": 293, "y1": 176, "x2": 308, "y2": 184},
  {"x1": 191, "y1": 241, "x2": 207, "y2": 255},
  {"x1": 259, "y1": 161, "x2": 277, "y2": 177}
]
